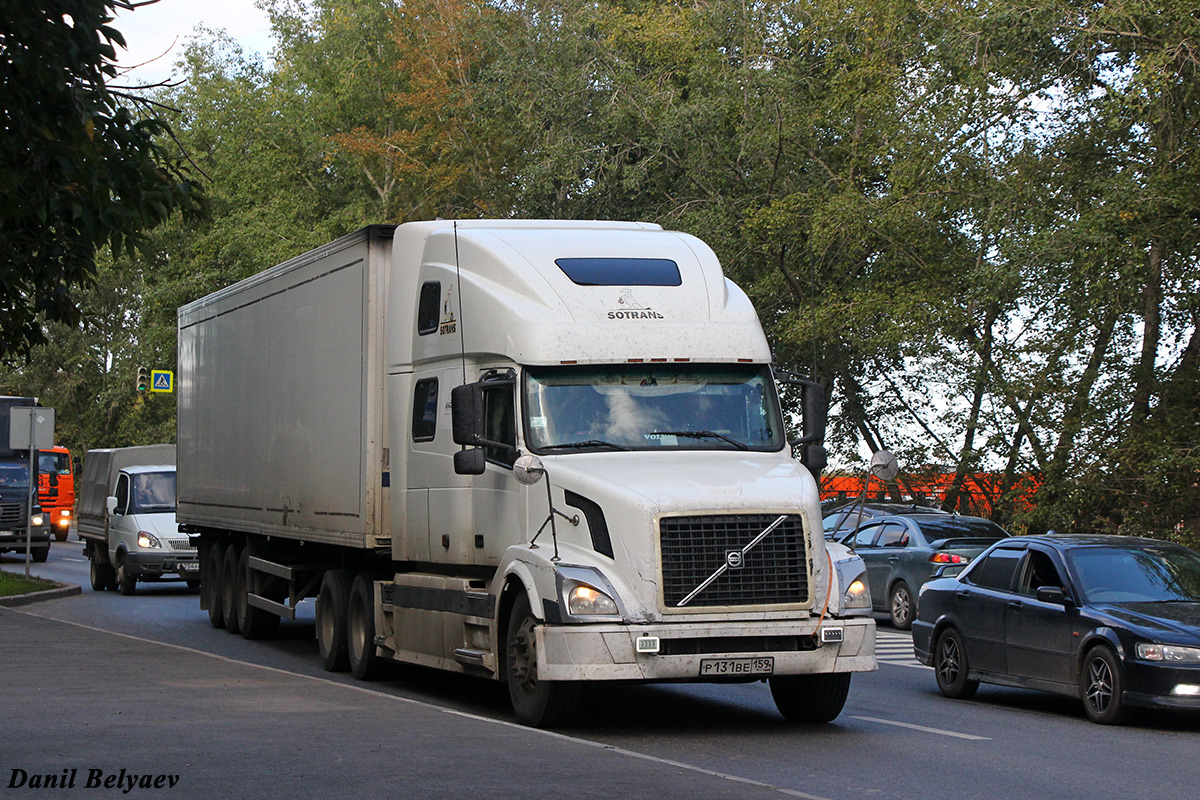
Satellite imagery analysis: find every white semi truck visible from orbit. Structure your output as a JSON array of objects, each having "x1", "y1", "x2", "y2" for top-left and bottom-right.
[{"x1": 177, "y1": 221, "x2": 875, "y2": 727}]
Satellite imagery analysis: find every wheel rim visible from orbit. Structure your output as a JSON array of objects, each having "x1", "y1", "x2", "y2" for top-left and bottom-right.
[
  {"x1": 1086, "y1": 656, "x2": 1114, "y2": 715},
  {"x1": 509, "y1": 616, "x2": 539, "y2": 696},
  {"x1": 937, "y1": 635, "x2": 961, "y2": 687},
  {"x1": 892, "y1": 587, "x2": 910, "y2": 624}
]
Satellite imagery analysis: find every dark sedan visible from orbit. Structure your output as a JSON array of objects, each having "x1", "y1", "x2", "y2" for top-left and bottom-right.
[
  {"x1": 913, "y1": 535, "x2": 1200, "y2": 724},
  {"x1": 822, "y1": 501, "x2": 948, "y2": 538},
  {"x1": 837, "y1": 514, "x2": 1008, "y2": 630}
]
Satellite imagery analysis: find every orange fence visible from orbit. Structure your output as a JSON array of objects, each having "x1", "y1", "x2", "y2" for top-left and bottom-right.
[{"x1": 820, "y1": 472, "x2": 1041, "y2": 519}]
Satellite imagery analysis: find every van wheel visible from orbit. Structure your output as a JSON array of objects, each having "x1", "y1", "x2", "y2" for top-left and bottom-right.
[
  {"x1": 116, "y1": 560, "x2": 136, "y2": 595},
  {"x1": 89, "y1": 553, "x2": 115, "y2": 592},
  {"x1": 317, "y1": 569, "x2": 351, "y2": 672},
  {"x1": 221, "y1": 543, "x2": 242, "y2": 634},
  {"x1": 206, "y1": 541, "x2": 226, "y2": 628},
  {"x1": 348, "y1": 573, "x2": 385, "y2": 680},
  {"x1": 237, "y1": 547, "x2": 279, "y2": 639},
  {"x1": 506, "y1": 592, "x2": 579, "y2": 727},
  {"x1": 769, "y1": 673, "x2": 851, "y2": 723}
]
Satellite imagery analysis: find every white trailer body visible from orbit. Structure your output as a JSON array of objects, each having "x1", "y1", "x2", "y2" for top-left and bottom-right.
[{"x1": 177, "y1": 221, "x2": 874, "y2": 726}]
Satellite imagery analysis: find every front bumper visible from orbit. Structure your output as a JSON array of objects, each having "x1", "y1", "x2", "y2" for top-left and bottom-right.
[
  {"x1": 0, "y1": 528, "x2": 51, "y2": 548},
  {"x1": 537, "y1": 617, "x2": 876, "y2": 681},
  {"x1": 125, "y1": 550, "x2": 200, "y2": 579},
  {"x1": 1122, "y1": 659, "x2": 1200, "y2": 711}
]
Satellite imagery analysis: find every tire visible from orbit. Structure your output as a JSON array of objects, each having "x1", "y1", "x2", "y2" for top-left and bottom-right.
[
  {"x1": 206, "y1": 541, "x2": 226, "y2": 629},
  {"x1": 116, "y1": 559, "x2": 136, "y2": 595},
  {"x1": 54, "y1": 528, "x2": 68, "y2": 542},
  {"x1": 237, "y1": 546, "x2": 280, "y2": 640},
  {"x1": 186, "y1": 579, "x2": 202, "y2": 591},
  {"x1": 89, "y1": 551, "x2": 115, "y2": 592},
  {"x1": 31, "y1": 545, "x2": 49, "y2": 563},
  {"x1": 505, "y1": 591, "x2": 579, "y2": 727},
  {"x1": 348, "y1": 573, "x2": 385, "y2": 680},
  {"x1": 221, "y1": 543, "x2": 242, "y2": 634},
  {"x1": 769, "y1": 672, "x2": 852, "y2": 723},
  {"x1": 317, "y1": 569, "x2": 351, "y2": 672},
  {"x1": 889, "y1": 581, "x2": 914, "y2": 630},
  {"x1": 1080, "y1": 645, "x2": 1132, "y2": 725},
  {"x1": 934, "y1": 627, "x2": 979, "y2": 699}
]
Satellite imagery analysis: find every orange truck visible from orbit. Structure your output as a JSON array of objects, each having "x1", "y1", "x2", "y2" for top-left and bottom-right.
[{"x1": 37, "y1": 446, "x2": 75, "y2": 541}]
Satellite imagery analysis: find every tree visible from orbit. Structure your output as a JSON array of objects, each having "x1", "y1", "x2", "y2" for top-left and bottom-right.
[{"x1": 0, "y1": 0, "x2": 203, "y2": 360}]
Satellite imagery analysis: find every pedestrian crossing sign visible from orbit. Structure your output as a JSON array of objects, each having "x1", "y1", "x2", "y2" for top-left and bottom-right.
[{"x1": 150, "y1": 370, "x2": 174, "y2": 393}]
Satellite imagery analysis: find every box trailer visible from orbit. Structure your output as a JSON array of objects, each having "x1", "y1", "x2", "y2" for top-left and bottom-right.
[{"x1": 177, "y1": 222, "x2": 875, "y2": 726}]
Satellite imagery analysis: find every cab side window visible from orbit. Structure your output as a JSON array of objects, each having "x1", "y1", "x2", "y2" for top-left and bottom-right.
[
  {"x1": 114, "y1": 474, "x2": 130, "y2": 516},
  {"x1": 482, "y1": 381, "x2": 516, "y2": 467},
  {"x1": 412, "y1": 378, "x2": 439, "y2": 442},
  {"x1": 968, "y1": 547, "x2": 1023, "y2": 591},
  {"x1": 417, "y1": 282, "x2": 441, "y2": 335}
]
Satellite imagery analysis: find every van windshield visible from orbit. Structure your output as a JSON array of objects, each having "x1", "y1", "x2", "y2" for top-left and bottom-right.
[
  {"x1": 131, "y1": 471, "x2": 177, "y2": 513},
  {"x1": 524, "y1": 364, "x2": 785, "y2": 453}
]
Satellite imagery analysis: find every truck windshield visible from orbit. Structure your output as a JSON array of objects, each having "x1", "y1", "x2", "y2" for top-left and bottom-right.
[
  {"x1": 131, "y1": 471, "x2": 177, "y2": 513},
  {"x1": 524, "y1": 364, "x2": 785, "y2": 452},
  {"x1": 0, "y1": 462, "x2": 30, "y2": 488}
]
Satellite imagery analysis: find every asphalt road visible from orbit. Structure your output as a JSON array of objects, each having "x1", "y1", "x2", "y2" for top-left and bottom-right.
[{"x1": 4, "y1": 537, "x2": 1199, "y2": 800}]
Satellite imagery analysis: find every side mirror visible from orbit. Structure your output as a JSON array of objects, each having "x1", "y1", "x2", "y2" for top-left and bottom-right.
[
  {"x1": 451, "y1": 383, "x2": 485, "y2": 446},
  {"x1": 1036, "y1": 586, "x2": 1068, "y2": 605},
  {"x1": 870, "y1": 449, "x2": 900, "y2": 481},
  {"x1": 453, "y1": 448, "x2": 486, "y2": 475},
  {"x1": 513, "y1": 454, "x2": 545, "y2": 485},
  {"x1": 106, "y1": 496, "x2": 118, "y2": 515}
]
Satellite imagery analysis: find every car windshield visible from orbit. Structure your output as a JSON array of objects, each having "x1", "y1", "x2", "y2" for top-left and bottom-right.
[
  {"x1": 131, "y1": 471, "x2": 177, "y2": 513},
  {"x1": 914, "y1": 517, "x2": 1008, "y2": 543},
  {"x1": 1067, "y1": 545, "x2": 1200, "y2": 604},
  {"x1": 524, "y1": 364, "x2": 785, "y2": 452}
]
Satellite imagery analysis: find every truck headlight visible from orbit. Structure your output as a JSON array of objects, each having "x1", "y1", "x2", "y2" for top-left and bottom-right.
[
  {"x1": 31, "y1": 513, "x2": 45, "y2": 527},
  {"x1": 567, "y1": 583, "x2": 619, "y2": 616},
  {"x1": 843, "y1": 578, "x2": 871, "y2": 611},
  {"x1": 137, "y1": 531, "x2": 161, "y2": 549}
]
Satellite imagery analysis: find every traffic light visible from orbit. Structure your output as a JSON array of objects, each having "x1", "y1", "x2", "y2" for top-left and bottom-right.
[{"x1": 136, "y1": 366, "x2": 150, "y2": 392}]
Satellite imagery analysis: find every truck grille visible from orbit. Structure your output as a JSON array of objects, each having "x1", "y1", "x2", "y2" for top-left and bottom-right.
[
  {"x1": 659, "y1": 513, "x2": 810, "y2": 609},
  {"x1": 0, "y1": 502, "x2": 26, "y2": 529}
]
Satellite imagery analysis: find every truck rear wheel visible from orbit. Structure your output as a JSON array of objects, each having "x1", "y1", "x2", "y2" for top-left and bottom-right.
[
  {"x1": 221, "y1": 543, "x2": 242, "y2": 634},
  {"x1": 116, "y1": 559, "x2": 136, "y2": 595},
  {"x1": 89, "y1": 551, "x2": 115, "y2": 592},
  {"x1": 348, "y1": 573, "x2": 385, "y2": 680},
  {"x1": 317, "y1": 569, "x2": 351, "y2": 672},
  {"x1": 206, "y1": 541, "x2": 226, "y2": 628},
  {"x1": 505, "y1": 592, "x2": 579, "y2": 728},
  {"x1": 769, "y1": 672, "x2": 852, "y2": 723},
  {"x1": 237, "y1": 547, "x2": 280, "y2": 640}
]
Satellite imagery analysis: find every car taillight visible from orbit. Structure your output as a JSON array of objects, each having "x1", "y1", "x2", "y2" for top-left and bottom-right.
[{"x1": 929, "y1": 553, "x2": 965, "y2": 564}]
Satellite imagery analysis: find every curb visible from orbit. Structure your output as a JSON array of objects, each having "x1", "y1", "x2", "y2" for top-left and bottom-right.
[{"x1": 0, "y1": 580, "x2": 83, "y2": 607}]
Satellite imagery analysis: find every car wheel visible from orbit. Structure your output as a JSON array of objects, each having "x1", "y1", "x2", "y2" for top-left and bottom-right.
[
  {"x1": 1080, "y1": 645, "x2": 1132, "y2": 725},
  {"x1": 889, "y1": 581, "x2": 914, "y2": 630},
  {"x1": 934, "y1": 627, "x2": 979, "y2": 699}
]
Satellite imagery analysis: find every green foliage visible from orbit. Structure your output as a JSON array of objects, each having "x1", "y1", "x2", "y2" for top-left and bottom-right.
[{"x1": 0, "y1": 0, "x2": 204, "y2": 360}]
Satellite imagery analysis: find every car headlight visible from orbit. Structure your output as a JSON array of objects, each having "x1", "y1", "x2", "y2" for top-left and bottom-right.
[
  {"x1": 567, "y1": 583, "x2": 619, "y2": 616},
  {"x1": 136, "y1": 531, "x2": 161, "y2": 549},
  {"x1": 843, "y1": 578, "x2": 871, "y2": 610},
  {"x1": 1136, "y1": 643, "x2": 1200, "y2": 664}
]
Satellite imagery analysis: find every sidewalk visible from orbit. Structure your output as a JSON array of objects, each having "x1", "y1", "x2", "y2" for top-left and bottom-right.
[{"x1": 1, "y1": 608, "x2": 798, "y2": 800}]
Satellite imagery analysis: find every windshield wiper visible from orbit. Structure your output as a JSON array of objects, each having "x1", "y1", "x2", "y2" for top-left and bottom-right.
[
  {"x1": 540, "y1": 440, "x2": 630, "y2": 452},
  {"x1": 649, "y1": 430, "x2": 749, "y2": 450}
]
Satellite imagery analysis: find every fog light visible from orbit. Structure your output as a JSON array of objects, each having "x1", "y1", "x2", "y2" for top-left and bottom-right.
[{"x1": 1171, "y1": 684, "x2": 1200, "y2": 697}]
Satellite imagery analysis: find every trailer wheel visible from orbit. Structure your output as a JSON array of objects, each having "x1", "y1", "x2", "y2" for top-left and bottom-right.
[
  {"x1": 89, "y1": 551, "x2": 115, "y2": 592},
  {"x1": 116, "y1": 559, "x2": 136, "y2": 595},
  {"x1": 237, "y1": 547, "x2": 280, "y2": 640},
  {"x1": 505, "y1": 592, "x2": 579, "y2": 728},
  {"x1": 348, "y1": 573, "x2": 385, "y2": 680},
  {"x1": 221, "y1": 543, "x2": 242, "y2": 634},
  {"x1": 206, "y1": 541, "x2": 226, "y2": 628},
  {"x1": 317, "y1": 569, "x2": 351, "y2": 672},
  {"x1": 769, "y1": 672, "x2": 852, "y2": 723}
]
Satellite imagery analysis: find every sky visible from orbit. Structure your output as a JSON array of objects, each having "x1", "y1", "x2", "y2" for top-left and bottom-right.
[{"x1": 110, "y1": 0, "x2": 274, "y2": 86}]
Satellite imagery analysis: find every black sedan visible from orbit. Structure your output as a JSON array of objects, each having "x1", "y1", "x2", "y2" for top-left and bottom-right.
[
  {"x1": 912, "y1": 534, "x2": 1200, "y2": 724},
  {"x1": 837, "y1": 514, "x2": 1008, "y2": 630}
]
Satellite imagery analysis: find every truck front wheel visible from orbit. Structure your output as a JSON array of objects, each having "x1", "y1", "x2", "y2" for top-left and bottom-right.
[
  {"x1": 505, "y1": 592, "x2": 579, "y2": 728},
  {"x1": 769, "y1": 672, "x2": 852, "y2": 723},
  {"x1": 317, "y1": 569, "x2": 351, "y2": 672},
  {"x1": 116, "y1": 559, "x2": 136, "y2": 596}
]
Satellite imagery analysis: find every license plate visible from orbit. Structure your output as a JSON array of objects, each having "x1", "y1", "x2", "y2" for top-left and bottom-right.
[
  {"x1": 179, "y1": 562, "x2": 199, "y2": 572},
  {"x1": 699, "y1": 657, "x2": 774, "y2": 677}
]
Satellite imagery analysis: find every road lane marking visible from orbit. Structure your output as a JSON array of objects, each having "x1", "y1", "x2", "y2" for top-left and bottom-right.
[
  {"x1": 7, "y1": 606, "x2": 833, "y2": 800},
  {"x1": 852, "y1": 715, "x2": 990, "y2": 740}
]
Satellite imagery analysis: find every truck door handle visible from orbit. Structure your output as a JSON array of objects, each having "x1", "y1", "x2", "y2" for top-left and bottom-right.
[{"x1": 1008, "y1": 600, "x2": 1023, "y2": 611}]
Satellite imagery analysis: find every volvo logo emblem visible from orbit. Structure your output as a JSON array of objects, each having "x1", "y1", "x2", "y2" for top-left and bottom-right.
[{"x1": 725, "y1": 550, "x2": 745, "y2": 570}]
